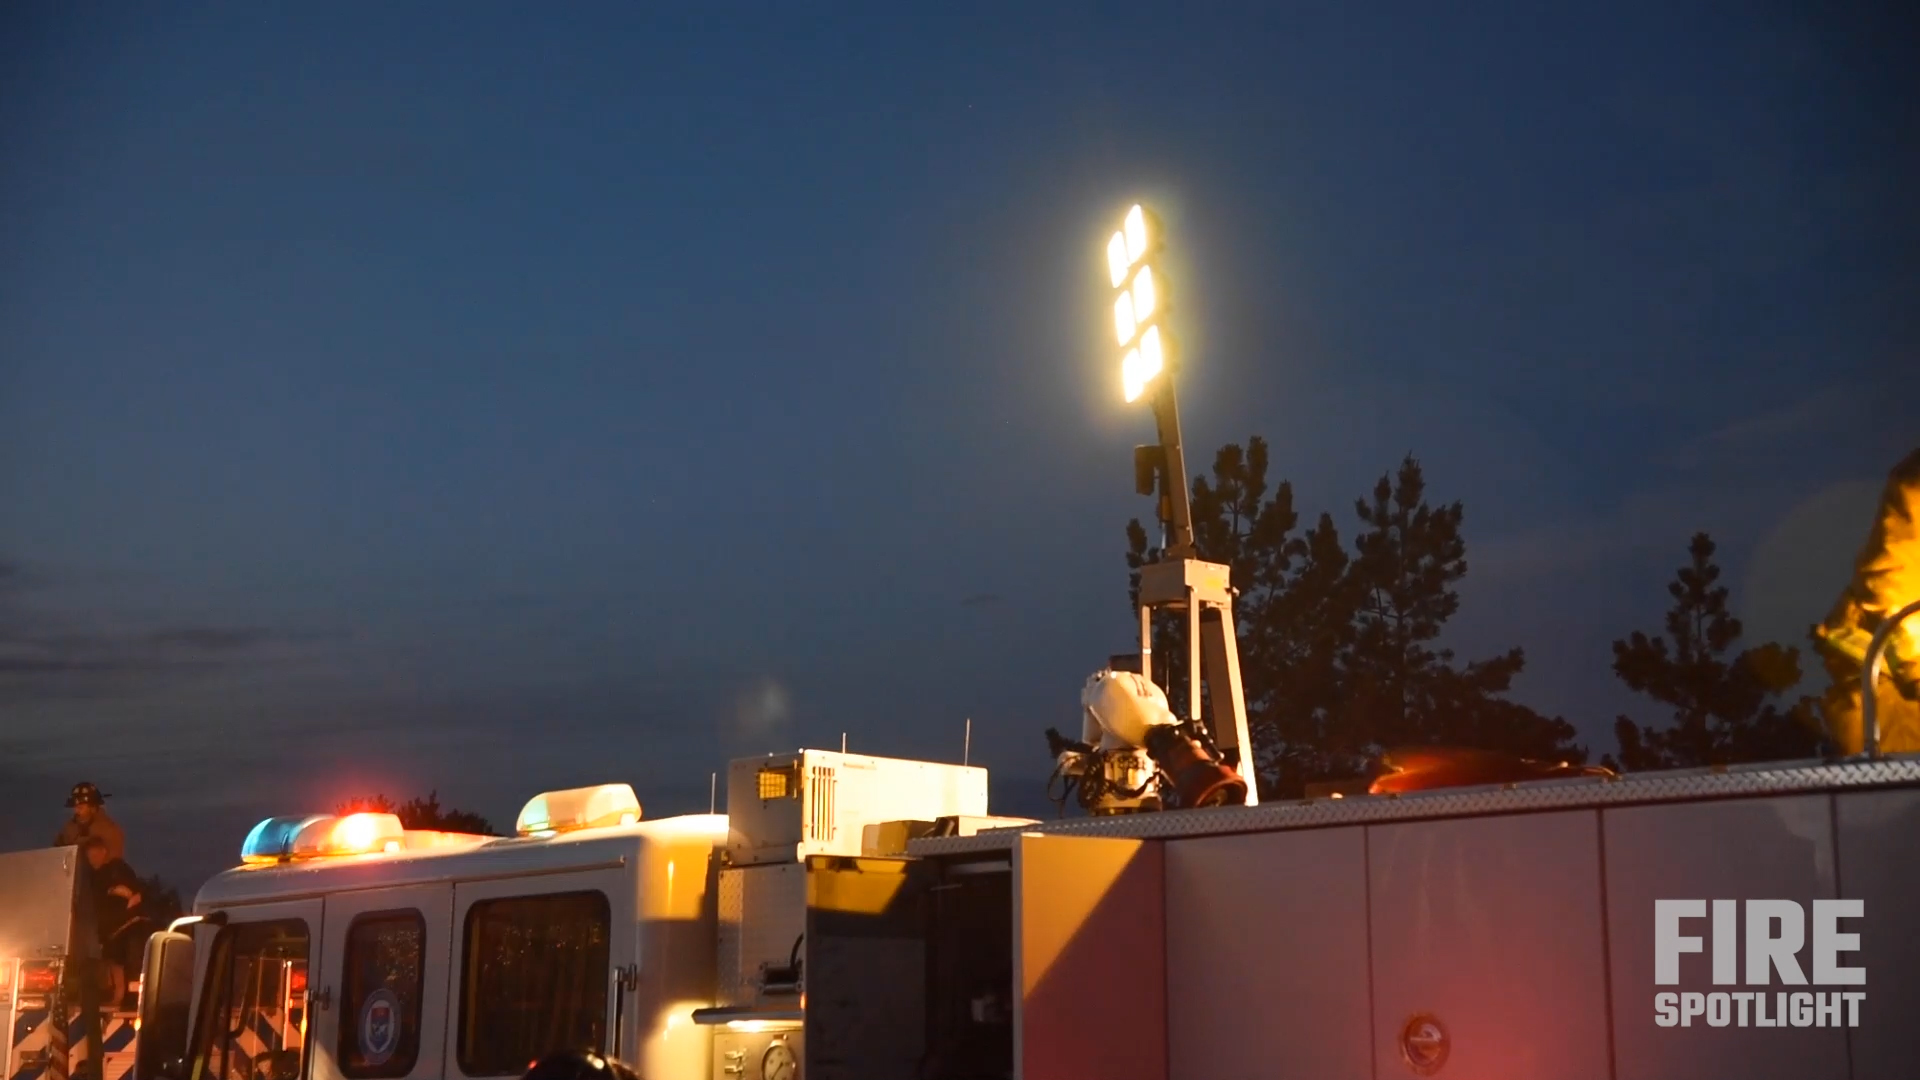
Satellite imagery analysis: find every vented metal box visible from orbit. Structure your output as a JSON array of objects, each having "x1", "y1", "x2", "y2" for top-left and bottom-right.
[{"x1": 725, "y1": 750, "x2": 988, "y2": 867}]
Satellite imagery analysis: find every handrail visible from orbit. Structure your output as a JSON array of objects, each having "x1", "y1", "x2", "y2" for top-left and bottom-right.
[
  {"x1": 1861, "y1": 598, "x2": 1920, "y2": 758},
  {"x1": 609, "y1": 963, "x2": 639, "y2": 1059}
]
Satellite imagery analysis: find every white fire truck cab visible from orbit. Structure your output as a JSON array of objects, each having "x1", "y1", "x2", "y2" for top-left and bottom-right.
[{"x1": 132, "y1": 750, "x2": 1006, "y2": 1080}]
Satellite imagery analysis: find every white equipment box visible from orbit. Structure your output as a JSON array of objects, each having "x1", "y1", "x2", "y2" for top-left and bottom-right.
[
  {"x1": 725, "y1": 750, "x2": 988, "y2": 867},
  {"x1": 0, "y1": 847, "x2": 79, "y2": 961}
]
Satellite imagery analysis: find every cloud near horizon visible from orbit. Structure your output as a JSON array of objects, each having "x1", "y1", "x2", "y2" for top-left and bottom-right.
[{"x1": 1, "y1": 556, "x2": 346, "y2": 703}]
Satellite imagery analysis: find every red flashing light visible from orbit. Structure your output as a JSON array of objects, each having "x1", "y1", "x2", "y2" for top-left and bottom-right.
[{"x1": 21, "y1": 963, "x2": 59, "y2": 995}]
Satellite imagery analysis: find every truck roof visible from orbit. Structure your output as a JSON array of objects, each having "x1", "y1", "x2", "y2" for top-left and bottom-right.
[
  {"x1": 910, "y1": 755, "x2": 1920, "y2": 855},
  {"x1": 195, "y1": 812, "x2": 726, "y2": 909}
]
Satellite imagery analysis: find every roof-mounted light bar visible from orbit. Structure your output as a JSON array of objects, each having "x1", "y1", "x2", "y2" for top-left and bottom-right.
[
  {"x1": 300, "y1": 812, "x2": 405, "y2": 858},
  {"x1": 239, "y1": 812, "x2": 406, "y2": 864},
  {"x1": 516, "y1": 783, "x2": 641, "y2": 837},
  {"x1": 240, "y1": 814, "x2": 330, "y2": 864}
]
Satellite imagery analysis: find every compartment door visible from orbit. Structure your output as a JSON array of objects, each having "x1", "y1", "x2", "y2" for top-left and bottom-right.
[{"x1": 309, "y1": 884, "x2": 452, "y2": 1080}]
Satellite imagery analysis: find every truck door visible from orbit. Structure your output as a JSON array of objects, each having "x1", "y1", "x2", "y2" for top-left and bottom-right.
[
  {"x1": 185, "y1": 899, "x2": 323, "y2": 1080},
  {"x1": 308, "y1": 885, "x2": 453, "y2": 1080},
  {"x1": 442, "y1": 868, "x2": 632, "y2": 1080}
]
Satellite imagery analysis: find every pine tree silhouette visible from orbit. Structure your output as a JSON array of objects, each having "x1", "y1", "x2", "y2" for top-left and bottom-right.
[
  {"x1": 1609, "y1": 533, "x2": 1824, "y2": 769},
  {"x1": 1127, "y1": 441, "x2": 1582, "y2": 797}
]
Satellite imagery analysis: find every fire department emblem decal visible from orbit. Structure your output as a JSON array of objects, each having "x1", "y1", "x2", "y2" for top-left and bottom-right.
[
  {"x1": 360, "y1": 989, "x2": 401, "y2": 1066},
  {"x1": 1399, "y1": 1012, "x2": 1449, "y2": 1076}
]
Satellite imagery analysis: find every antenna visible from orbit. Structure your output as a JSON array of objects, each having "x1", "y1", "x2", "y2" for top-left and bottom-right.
[
  {"x1": 708, "y1": 772, "x2": 717, "y2": 814},
  {"x1": 964, "y1": 717, "x2": 972, "y2": 766},
  {"x1": 841, "y1": 732, "x2": 847, "y2": 753}
]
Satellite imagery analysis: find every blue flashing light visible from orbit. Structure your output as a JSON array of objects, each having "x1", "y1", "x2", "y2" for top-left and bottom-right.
[{"x1": 241, "y1": 814, "x2": 330, "y2": 864}]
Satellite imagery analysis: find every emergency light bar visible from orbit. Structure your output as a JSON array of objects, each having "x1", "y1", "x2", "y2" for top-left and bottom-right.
[
  {"x1": 241, "y1": 815, "x2": 331, "y2": 863},
  {"x1": 297, "y1": 812, "x2": 406, "y2": 858},
  {"x1": 515, "y1": 783, "x2": 641, "y2": 836},
  {"x1": 240, "y1": 812, "x2": 406, "y2": 864}
]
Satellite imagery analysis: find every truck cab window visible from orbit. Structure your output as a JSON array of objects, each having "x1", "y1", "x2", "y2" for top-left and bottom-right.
[
  {"x1": 338, "y1": 912, "x2": 425, "y2": 1079},
  {"x1": 187, "y1": 920, "x2": 311, "y2": 1080},
  {"x1": 456, "y1": 892, "x2": 611, "y2": 1076}
]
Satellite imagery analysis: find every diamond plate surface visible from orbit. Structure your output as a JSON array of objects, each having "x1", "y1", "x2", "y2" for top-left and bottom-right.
[
  {"x1": 907, "y1": 756, "x2": 1920, "y2": 855},
  {"x1": 715, "y1": 868, "x2": 744, "y2": 1006}
]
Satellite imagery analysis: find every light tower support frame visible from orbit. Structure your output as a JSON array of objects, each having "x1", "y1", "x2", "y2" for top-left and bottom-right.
[{"x1": 1135, "y1": 372, "x2": 1260, "y2": 805}]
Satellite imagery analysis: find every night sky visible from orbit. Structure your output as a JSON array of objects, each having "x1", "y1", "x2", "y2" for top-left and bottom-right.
[{"x1": 3, "y1": 3, "x2": 1915, "y2": 892}]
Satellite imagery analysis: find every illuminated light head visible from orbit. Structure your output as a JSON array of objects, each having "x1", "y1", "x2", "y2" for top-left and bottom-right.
[
  {"x1": 1106, "y1": 230, "x2": 1131, "y2": 288},
  {"x1": 240, "y1": 812, "x2": 406, "y2": 863},
  {"x1": 515, "y1": 783, "x2": 642, "y2": 836},
  {"x1": 1123, "y1": 204, "x2": 1148, "y2": 264},
  {"x1": 1131, "y1": 263, "x2": 1156, "y2": 323},
  {"x1": 293, "y1": 812, "x2": 406, "y2": 858},
  {"x1": 1108, "y1": 202, "x2": 1170, "y2": 403},
  {"x1": 1122, "y1": 325, "x2": 1167, "y2": 403},
  {"x1": 240, "y1": 814, "x2": 331, "y2": 864}
]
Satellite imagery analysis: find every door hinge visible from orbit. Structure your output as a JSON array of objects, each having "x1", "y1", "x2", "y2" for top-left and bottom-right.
[{"x1": 310, "y1": 985, "x2": 333, "y2": 1011}]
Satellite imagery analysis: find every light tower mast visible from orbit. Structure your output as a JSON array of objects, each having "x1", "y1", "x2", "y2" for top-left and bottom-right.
[{"x1": 1106, "y1": 204, "x2": 1259, "y2": 805}]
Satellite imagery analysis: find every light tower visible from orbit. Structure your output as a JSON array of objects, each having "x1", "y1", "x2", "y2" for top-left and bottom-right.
[{"x1": 1106, "y1": 203, "x2": 1259, "y2": 805}]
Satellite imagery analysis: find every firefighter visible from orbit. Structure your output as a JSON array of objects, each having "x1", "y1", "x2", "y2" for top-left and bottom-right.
[
  {"x1": 1812, "y1": 448, "x2": 1920, "y2": 754},
  {"x1": 55, "y1": 782, "x2": 127, "y2": 862},
  {"x1": 80, "y1": 836, "x2": 151, "y2": 1009}
]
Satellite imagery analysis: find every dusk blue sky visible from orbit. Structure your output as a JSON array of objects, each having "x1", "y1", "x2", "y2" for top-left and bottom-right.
[{"x1": 3, "y1": 2, "x2": 1915, "y2": 890}]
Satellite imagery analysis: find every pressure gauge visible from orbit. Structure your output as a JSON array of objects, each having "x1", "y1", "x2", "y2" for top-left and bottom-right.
[{"x1": 761, "y1": 1038, "x2": 797, "y2": 1080}]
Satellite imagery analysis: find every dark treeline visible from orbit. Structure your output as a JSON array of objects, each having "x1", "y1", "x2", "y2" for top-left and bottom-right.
[
  {"x1": 336, "y1": 790, "x2": 499, "y2": 836},
  {"x1": 1125, "y1": 436, "x2": 1828, "y2": 799}
]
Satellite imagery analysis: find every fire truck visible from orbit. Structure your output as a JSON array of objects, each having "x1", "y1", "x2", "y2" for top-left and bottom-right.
[
  {"x1": 1, "y1": 847, "x2": 139, "y2": 1080},
  {"x1": 21, "y1": 742, "x2": 1895, "y2": 1080},
  {"x1": 11, "y1": 203, "x2": 1919, "y2": 1080}
]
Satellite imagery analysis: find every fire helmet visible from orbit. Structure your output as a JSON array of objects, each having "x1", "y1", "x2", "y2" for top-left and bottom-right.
[{"x1": 67, "y1": 782, "x2": 108, "y2": 808}]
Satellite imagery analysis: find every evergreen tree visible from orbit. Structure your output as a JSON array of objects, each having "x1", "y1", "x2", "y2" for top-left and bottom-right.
[
  {"x1": 1126, "y1": 442, "x2": 1583, "y2": 797},
  {"x1": 1259, "y1": 512, "x2": 1363, "y2": 795},
  {"x1": 1127, "y1": 438, "x2": 1298, "y2": 724},
  {"x1": 1610, "y1": 533, "x2": 1825, "y2": 769},
  {"x1": 134, "y1": 873, "x2": 184, "y2": 926},
  {"x1": 1343, "y1": 455, "x2": 1582, "y2": 761},
  {"x1": 338, "y1": 790, "x2": 498, "y2": 835}
]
